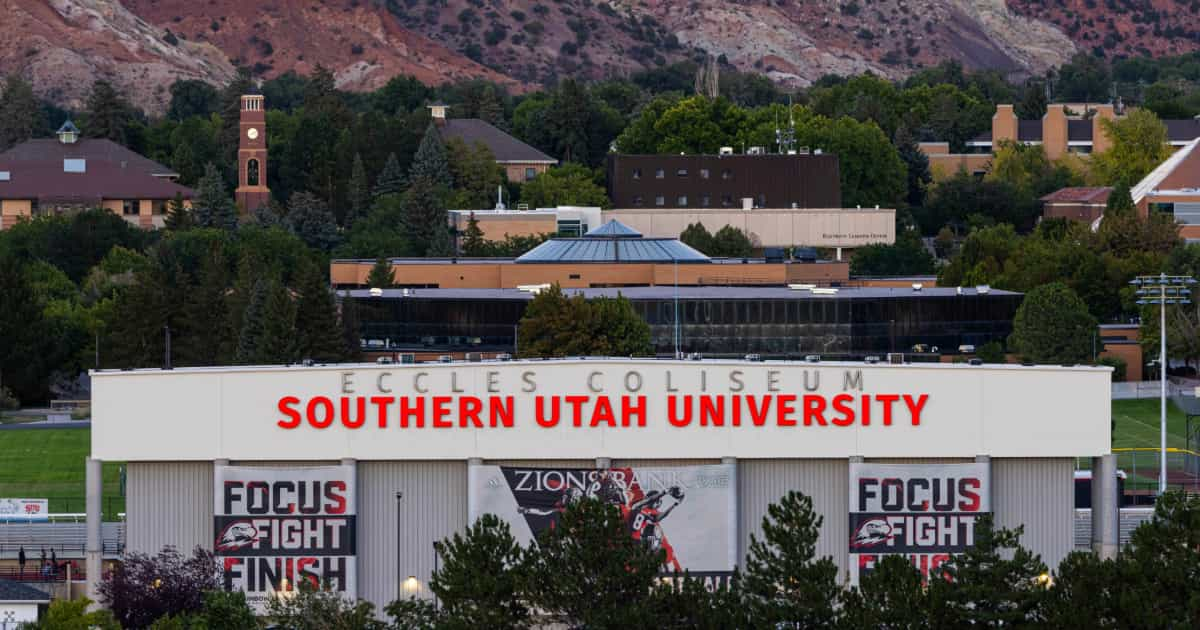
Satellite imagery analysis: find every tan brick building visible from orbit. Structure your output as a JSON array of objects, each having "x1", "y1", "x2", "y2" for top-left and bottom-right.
[
  {"x1": 431, "y1": 104, "x2": 556, "y2": 181},
  {"x1": 1131, "y1": 137, "x2": 1200, "y2": 241}
]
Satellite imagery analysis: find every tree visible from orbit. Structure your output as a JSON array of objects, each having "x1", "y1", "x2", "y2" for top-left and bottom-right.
[
  {"x1": 163, "y1": 193, "x2": 193, "y2": 231},
  {"x1": 976, "y1": 340, "x2": 1006, "y2": 364},
  {"x1": 337, "y1": 194, "x2": 412, "y2": 259},
  {"x1": 366, "y1": 257, "x2": 396, "y2": 289},
  {"x1": 742, "y1": 491, "x2": 839, "y2": 628},
  {"x1": 712, "y1": 225, "x2": 755, "y2": 257},
  {"x1": 25, "y1": 598, "x2": 119, "y2": 630},
  {"x1": 1090, "y1": 108, "x2": 1173, "y2": 189},
  {"x1": 235, "y1": 275, "x2": 295, "y2": 365},
  {"x1": 430, "y1": 514, "x2": 529, "y2": 629},
  {"x1": 679, "y1": 222, "x2": 716, "y2": 255},
  {"x1": 517, "y1": 285, "x2": 651, "y2": 358},
  {"x1": 895, "y1": 125, "x2": 932, "y2": 208},
  {"x1": 795, "y1": 111, "x2": 907, "y2": 208},
  {"x1": 402, "y1": 176, "x2": 452, "y2": 257},
  {"x1": 98, "y1": 546, "x2": 222, "y2": 629},
  {"x1": 850, "y1": 228, "x2": 936, "y2": 276},
  {"x1": 522, "y1": 498, "x2": 664, "y2": 628},
  {"x1": 1016, "y1": 79, "x2": 1049, "y2": 120},
  {"x1": 84, "y1": 79, "x2": 134, "y2": 145},
  {"x1": 373, "y1": 152, "x2": 406, "y2": 198},
  {"x1": 1042, "y1": 551, "x2": 1120, "y2": 628},
  {"x1": 928, "y1": 516, "x2": 1048, "y2": 627},
  {"x1": 175, "y1": 243, "x2": 231, "y2": 366},
  {"x1": 840, "y1": 554, "x2": 930, "y2": 628},
  {"x1": 286, "y1": 191, "x2": 340, "y2": 252},
  {"x1": 1055, "y1": 52, "x2": 1112, "y2": 102},
  {"x1": 518, "y1": 164, "x2": 610, "y2": 209},
  {"x1": 346, "y1": 153, "x2": 371, "y2": 228},
  {"x1": 191, "y1": 164, "x2": 238, "y2": 231},
  {"x1": 447, "y1": 139, "x2": 504, "y2": 210},
  {"x1": 1008, "y1": 282, "x2": 1098, "y2": 364},
  {"x1": 166, "y1": 79, "x2": 220, "y2": 121},
  {"x1": 339, "y1": 291, "x2": 362, "y2": 361},
  {"x1": 410, "y1": 122, "x2": 452, "y2": 189},
  {"x1": 293, "y1": 259, "x2": 344, "y2": 363},
  {"x1": 1105, "y1": 181, "x2": 1135, "y2": 216},
  {"x1": 461, "y1": 213, "x2": 487, "y2": 257},
  {"x1": 265, "y1": 580, "x2": 386, "y2": 630},
  {"x1": 0, "y1": 74, "x2": 39, "y2": 150}
]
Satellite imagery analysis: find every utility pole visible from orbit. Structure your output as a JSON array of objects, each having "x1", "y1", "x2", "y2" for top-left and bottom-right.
[
  {"x1": 1132, "y1": 273, "x2": 1196, "y2": 495},
  {"x1": 164, "y1": 325, "x2": 172, "y2": 370}
]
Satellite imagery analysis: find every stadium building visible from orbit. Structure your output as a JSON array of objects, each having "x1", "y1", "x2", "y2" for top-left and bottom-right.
[{"x1": 85, "y1": 359, "x2": 1115, "y2": 612}]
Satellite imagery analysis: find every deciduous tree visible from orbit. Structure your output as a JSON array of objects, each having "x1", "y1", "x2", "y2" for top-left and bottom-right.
[{"x1": 1008, "y1": 282, "x2": 1097, "y2": 364}]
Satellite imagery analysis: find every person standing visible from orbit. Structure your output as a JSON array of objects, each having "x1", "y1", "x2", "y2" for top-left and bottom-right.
[
  {"x1": 49, "y1": 549, "x2": 57, "y2": 577},
  {"x1": 17, "y1": 546, "x2": 25, "y2": 578}
]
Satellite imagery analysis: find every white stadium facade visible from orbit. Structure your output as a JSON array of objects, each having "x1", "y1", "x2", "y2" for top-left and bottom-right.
[{"x1": 84, "y1": 359, "x2": 1116, "y2": 611}]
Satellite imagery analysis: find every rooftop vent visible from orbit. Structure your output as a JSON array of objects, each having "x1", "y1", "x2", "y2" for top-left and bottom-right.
[
  {"x1": 369, "y1": 287, "x2": 383, "y2": 297},
  {"x1": 718, "y1": 146, "x2": 733, "y2": 155},
  {"x1": 912, "y1": 283, "x2": 923, "y2": 292},
  {"x1": 976, "y1": 285, "x2": 991, "y2": 294}
]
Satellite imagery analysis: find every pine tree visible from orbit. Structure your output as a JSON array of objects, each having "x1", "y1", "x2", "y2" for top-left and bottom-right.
[
  {"x1": 895, "y1": 124, "x2": 932, "y2": 208},
  {"x1": 402, "y1": 176, "x2": 451, "y2": 257},
  {"x1": 742, "y1": 491, "x2": 839, "y2": 627},
  {"x1": 347, "y1": 153, "x2": 371, "y2": 228},
  {"x1": 429, "y1": 514, "x2": 529, "y2": 628},
  {"x1": 176, "y1": 244, "x2": 231, "y2": 365},
  {"x1": 285, "y1": 191, "x2": 340, "y2": 251},
  {"x1": 366, "y1": 257, "x2": 395, "y2": 289},
  {"x1": 373, "y1": 153, "x2": 405, "y2": 198},
  {"x1": 461, "y1": 212, "x2": 488, "y2": 256},
  {"x1": 163, "y1": 193, "x2": 193, "y2": 231},
  {"x1": 409, "y1": 123, "x2": 453, "y2": 189},
  {"x1": 293, "y1": 260, "x2": 344, "y2": 363},
  {"x1": 0, "y1": 74, "x2": 39, "y2": 150},
  {"x1": 235, "y1": 277, "x2": 269, "y2": 365},
  {"x1": 474, "y1": 85, "x2": 505, "y2": 129},
  {"x1": 84, "y1": 79, "x2": 133, "y2": 145},
  {"x1": 259, "y1": 278, "x2": 297, "y2": 363},
  {"x1": 192, "y1": 164, "x2": 238, "y2": 231},
  {"x1": 1106, "y1": 181, "x2": 1135, "y2": 216},
  {"x1": 339, "y1": 291, "x2": 362, "y2": 361}
]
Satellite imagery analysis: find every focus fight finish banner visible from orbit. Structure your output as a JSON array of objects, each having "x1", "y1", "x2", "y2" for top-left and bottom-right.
[
  {"x1": 213, "y1": 465, "x2": 356, "y2": 612},
  {"x1": 848, "y1": 462, "x2": 989, "y2": 584},
  {"x1": 471, "y1": 464, "x2": 736, "y2": 585}
]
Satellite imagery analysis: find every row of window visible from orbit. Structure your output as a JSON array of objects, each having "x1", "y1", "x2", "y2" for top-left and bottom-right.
[
  {"x1": 631, "y1": 193, "x2": 767, "y2": 208},
  {"x1": 121, "y1": 200, "x2": 167, "y2": 216},
  {"x1": 632, "y1": 168, "x2": 734, "y2": 180}
]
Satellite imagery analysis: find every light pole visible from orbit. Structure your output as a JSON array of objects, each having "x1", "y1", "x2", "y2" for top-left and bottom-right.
[
  {"x1": 395, "y1": 491, "x2": 403, "y2": 601},
  {"x1": 1132, "y1": 273, "x2": 1196, "y2": 495}
]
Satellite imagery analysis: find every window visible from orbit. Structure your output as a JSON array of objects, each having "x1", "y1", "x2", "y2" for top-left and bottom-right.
[
  {"x1": 721, "y1": 169, "x2": 733, "y2": 180},
  {"x1": 655, "y1": 168, "x2": 665, "y2": 179},
  {"x1": 700, "y1": 168, "x2": 710, "y2": 179},
  {"x1": 677, "y1": 168, "x2": 688, "y2": 177},
  {"x1": 122, "y1": 200, "x2": 138, "y2": 216},
  {"x1": 632, "y1": 195, "x2": 644, "y2": 206},
  {"x1": 152, "y1": 200, "x2": 167, "y2": 215},
  {"x1": 569, "y1": 274, "x2": 581, "y2": 279},
  {"x1": 757, "y1": 193, "x2": 766, "y2": 208},
  {"x1": 677, "y1": 195, "x2": 688, "y2": 206},
  {"x1": 655, "y1": 195, "x2": 665, "y2": 206},
  {"x1": 246, "y1": 158, "x2": 260, "y2": 186},
  {"x1": 632, "y1": 168, "x2": 642, "y2": 179},
  {"x1": 701, "y1": 195, "x2": 711, "y2": 207},
  {"x1": 525, "y1": 168, "x2": 537, "y2": 181},
  {"x1": 721, "y1": 194, "x2": 733, "y2": 207}
]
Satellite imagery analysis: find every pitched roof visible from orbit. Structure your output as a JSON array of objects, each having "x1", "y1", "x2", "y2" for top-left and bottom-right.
[
  {"x1": 1132, "y1": 137, "x2": 1200, "y2": 206},
  {"x1": 585, "y1": 219, "x2": 641, "y2": 238},
  {"x1": 0, "y1": 138, "x2": 178, "y2": 178},
  {"x1": 516, "y1": 219, "x2": 708, "y2": 263},
  {"x1": 0, "y1": 160, "x2": 195, "y2": 201},
  {"x1": 1040, "y1": 187, "x2": 1113, "y2": 204},
  {"x1": 0, "y1": 580, "x2": 51, "y2": 603},
  {"x1": 438, "y1": 119, "x2": 557, "y2": 164}
]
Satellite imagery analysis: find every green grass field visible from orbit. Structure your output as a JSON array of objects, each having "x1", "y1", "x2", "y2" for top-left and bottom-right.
[
  {"x1": 0, "y1": 403, "x2": 1187, "y2": 517},
  {"x1": 0, "y1": 428, "x2": 124, "y2": 517}
]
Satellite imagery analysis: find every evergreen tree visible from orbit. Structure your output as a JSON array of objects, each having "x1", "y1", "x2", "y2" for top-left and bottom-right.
[
  {"x1": 176, "y1": 244, "x2": 232, "y2": 366},
  {"x1": 430, "y1": 514, "x2": 529, "y2": 629},
  {"x1": 347, "y1": 153, "x2": 371, "y2": 228},
  {"x1": 712, "y1": 225, "x2": 755, "y2": 257},
  {"x1": 286, "y1": 191, "x2": 340, "y2": 251},
  {"x1": 895, "y1": 125, "x2": 933, "y2": 208},
  {"x1": 163, "y1": 193, "x2": 192, "y2": 231},
  {"x1": 259, "y1": 278, "x2": 297, "y2": 364},
  {"x1": 679, "y1": 222, "x2": 716, "y2": 255},
  {"x1": 1017, "y1": 79, "x2": 1049, "y2": 119},
  {"x1": 840, "y1": 554, "x2": 931, "y2": 628},
  {"x1": 339, "y1": 291, "x2": 362, "y2": 361},
  {"x1": 1008, "y1": 282, "x2": 1097, "y2": 364},
  {"x1": 366, "y1": 257, "x2": 395, "y2": 289},
  {"x1": 235, "y1": 277, "x2": 269, "y2": 365},
  {"x1": 461, "y1": 212, "x2": 487, "y2": 256},
  {"x1": 83, "y1": 79, "x2": 134, "y2": 145},
  {"x1": 373, "y1": 152, "x2": 406, "y2": 198},
  {"x1": 192, "y1": 164, "x2": 239, "y2": 231},
  {"x1": 402, "y1": 176, "x2": 451, "y2": 257},
  {"x1": 1106, "y1": 181, "x2": 1135, "y2": 216},
  {"x1": 742, "y1": 491, "x2": 839, "y2": 628},
  {"x1": 0, "y1": 74, "x2": 39, "y2": 150},
  {"x1": 293, "y1": 259, "x2": 344, "y2": 363},
  {"x1": 409, "y1": 123, "x2": 453, "y2": 189}
]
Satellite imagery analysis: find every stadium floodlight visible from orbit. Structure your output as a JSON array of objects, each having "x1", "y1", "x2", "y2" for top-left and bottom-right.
[{"x1": 1129, "y1": 273, "x2": 1197, "y2": 496}]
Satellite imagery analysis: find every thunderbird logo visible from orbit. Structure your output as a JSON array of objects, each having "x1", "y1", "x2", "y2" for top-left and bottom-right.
[
  {"x1": 216, "y1": 521, "x2": 258, "y2": 551},
  {"x1": 851, "y1": 519, "x2": 894, "y2": 548}
]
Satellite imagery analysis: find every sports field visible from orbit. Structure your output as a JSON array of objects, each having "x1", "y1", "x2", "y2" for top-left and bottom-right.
[
  {"x1": 0, "y1": 427, "x2": 124, "y2": 517},
  {"x1": 1111, "y1": 399, "x2": 1189, "y2": 450}
]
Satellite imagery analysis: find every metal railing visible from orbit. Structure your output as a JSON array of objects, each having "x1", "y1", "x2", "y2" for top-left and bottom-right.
[{"x1": 1078, "y1": 448, "x2": 1200, "y2": 498}]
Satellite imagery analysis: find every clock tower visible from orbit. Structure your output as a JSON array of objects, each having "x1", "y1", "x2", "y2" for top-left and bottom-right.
[{"x1": 235, "y1": 94, "x2": 270, "y2": 212}]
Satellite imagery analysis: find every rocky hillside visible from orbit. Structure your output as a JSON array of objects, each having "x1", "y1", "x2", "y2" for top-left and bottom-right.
[{"x1": 3, "y1": 0, "x2": 1198, "y2": 114}]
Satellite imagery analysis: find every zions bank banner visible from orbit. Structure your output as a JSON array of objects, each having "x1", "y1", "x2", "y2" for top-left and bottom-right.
[
  {"x1": 848, "y1": 463, "x2": 989, "y2": 584},
  {"x1": 471, "y1": 464, "x2": 736, "y2": 584},
  {"x1": 213, "y1": 465, "x2": 356, "y2": 612}
]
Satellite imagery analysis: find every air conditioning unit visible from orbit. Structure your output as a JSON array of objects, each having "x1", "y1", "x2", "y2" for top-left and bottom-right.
[
  {"x1": 438, "y1": 355, "x2": 453, "y2": 363},
  {"x1": 496, "y1": 353, "x2": 513, "y2": 361},
  {"x1": 747, "y1": 146, "x2": 765, "y2": 155},
  {"x1": 466, "y1": 352, "x2": 482, "y2": 362},
  {"x1": 887, "y1": 353, "x2": 904, "y2": 364},
  {"x1": 719, "y1": 146, "x2": 734, "y2": 155},
  {"x1": 805, "y1": 355, "x2": 821, "y2": 363},
  {"x1": 742, "y1": 197, "x2": 753, "y2": 210},
  {"x1": 744, "y1": 354, "x2": 763, "y2": 362},
  {"x1": 376, "y1": 356, "x2": 394, "y2": 365},
  {"x1": 864, "y1": 356, "x2": 881, "y2": 364},
  {"x1": 959, "y1": 344, "x2": 976, "y2": 354},
  {"x1": 400, "y1": 353, "x2": 416, "y2": 364}
]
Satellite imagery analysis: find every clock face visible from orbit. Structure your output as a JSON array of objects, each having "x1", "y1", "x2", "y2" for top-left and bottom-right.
[{"x1": 247, "y1": 127, "x2": 259, "y2": 140}]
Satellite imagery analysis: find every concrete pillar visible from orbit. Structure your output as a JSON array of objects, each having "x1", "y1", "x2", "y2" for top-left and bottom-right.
[
  {"x1": 1043, "y1": 105, "x2": 1068, "y2": 160},
  {"x1": 992, "y1": 104, "x2": 1018, "y2": 147},
  {"x1": 467, "y1": 458, "x2": 483, "y2": 521},
  {"x1": 721, "y1": 456, "x2": 738, "y2": 569},
  {"x1": 85, "y1": 457, "x2": 102, "y2": 606},
  {"x1": 1091, "y1": 454, "x2": 1119, "y2": 560},
  {"x1": 975, "y1": 455, "x2": 993, "y2": 510}
]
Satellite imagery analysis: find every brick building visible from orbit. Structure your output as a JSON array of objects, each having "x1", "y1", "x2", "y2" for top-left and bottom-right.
[{"x1": 431, "y1": 104, "x2": 557, "y2": 181}]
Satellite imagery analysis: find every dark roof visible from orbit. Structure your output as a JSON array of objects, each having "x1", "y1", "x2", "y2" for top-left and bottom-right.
[
  {"x1": 438, "y1": 119, "x2": 556, "y2": 164},
  {"x1": 0, "y1": 138, "x2": 177, "y2": 177},
  {"x1": 1017, "y1": 120, "x2": 1043, "y2": 142},
  {"x1": 1040, "y1": 187, "x2": 1113, "y2": 204},
  {"x1": 347, "y1": 285, "x2": 1019, "y2": 301},
  {"x1": 1068, "y1": 119, "x2": 1092, "y2": 142},
  {"x1": 970, "y1": 131, "x2": 992, "y2": 143},
  {"x1": 56, "y1": 120, "x2": 80, "y2": 135},
  {"x1": 515, "y1": 219, "x2": 709, "y2": 263},
  {"x1": 0, "y1": 580, "x2": 51, "y2": 602},
  {"x1": 1165, "y1": 119, "x2": 1200, "y2": 142},
  {"x1": 0, "y1": 160, "x2": 195, "y2": 201}
]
